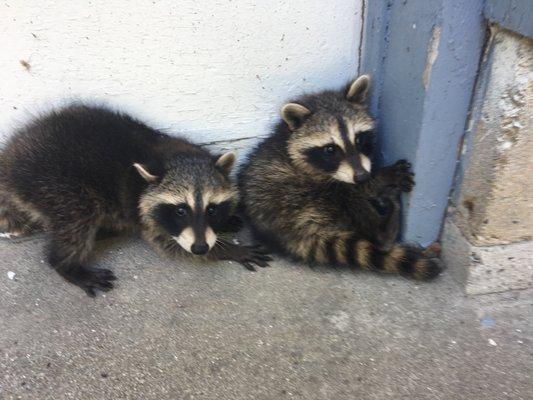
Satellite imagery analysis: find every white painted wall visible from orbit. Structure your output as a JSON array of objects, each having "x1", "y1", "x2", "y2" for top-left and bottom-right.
[{"x1": 1, "y1": 0, "x2": 363, "y2": 153}]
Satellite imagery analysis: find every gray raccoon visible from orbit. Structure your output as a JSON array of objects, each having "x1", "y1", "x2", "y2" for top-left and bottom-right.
[
  {"x1": 0, "y1": 104, "x2": 270, "y2": 296},
  {"x1": 238, "y1": 75, "x2": 441, "y2": 280}
]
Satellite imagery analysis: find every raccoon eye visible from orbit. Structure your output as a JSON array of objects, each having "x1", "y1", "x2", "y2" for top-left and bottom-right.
[
  {"x1": 176, "y1": 207, "x2": 187, "y2": 217},
  {"x1": 207, "y1": 205, "x2": 217, "y2": 216},
  {"x1": 323, "y1": 145, "x2": 336, "y2": 155}
]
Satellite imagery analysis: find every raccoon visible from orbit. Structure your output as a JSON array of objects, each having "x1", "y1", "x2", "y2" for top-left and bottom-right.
[
  {"x1": 238, "y1": 75, "x2": 441, "y2": 280},
  {"x1": 0, "y1": 104, "x2": 270, "y2": 296}
]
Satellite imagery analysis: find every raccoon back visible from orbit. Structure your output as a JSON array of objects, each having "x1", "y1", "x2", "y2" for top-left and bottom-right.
[{"x1": 0, "y1": 104, "x2": 201, "y2": 212}]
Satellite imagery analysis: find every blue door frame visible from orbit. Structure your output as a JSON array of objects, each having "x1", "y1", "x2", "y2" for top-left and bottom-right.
[{"x1": 360, "y1": 0, "x2": 532, "y2": 247}]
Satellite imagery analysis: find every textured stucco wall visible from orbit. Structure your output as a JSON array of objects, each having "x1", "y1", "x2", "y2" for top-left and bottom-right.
[
  {"x1": 454, "y1": 29, "x2": 532, "y2": 246},
  {"x1": 0, "y1": 0, "x2": 362, "y2": 151},
  {"x1": 442, "y1": 28, "x2": 533, "y2": 294}
]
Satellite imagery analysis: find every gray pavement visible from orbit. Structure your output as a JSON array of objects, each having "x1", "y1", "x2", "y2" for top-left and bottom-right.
[{"x1": 0, "y1": 234, "x2": 531, "y2": 400}]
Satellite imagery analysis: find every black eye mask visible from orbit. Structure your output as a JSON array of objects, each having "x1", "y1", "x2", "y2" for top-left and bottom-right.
[
  {"x1": 152, "y1": 203, "x2": 190, "y2": 236},
  {"x1": 206, "y1": 201, "x2": 232, "y2": 231},
  {"x1": 304, "y1": 144, "x2": 344, "y2": 173},
  {"x1": 153, "y1": 200, "x2": 234, "y2": 236},
  {"x1": 356, "y1": 131, "x2": 375, "y2": 156}
]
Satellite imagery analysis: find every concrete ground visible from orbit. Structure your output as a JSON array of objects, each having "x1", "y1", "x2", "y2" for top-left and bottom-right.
[{"x1": 0, "y1": 235, "x2": 531, "y2": 400}]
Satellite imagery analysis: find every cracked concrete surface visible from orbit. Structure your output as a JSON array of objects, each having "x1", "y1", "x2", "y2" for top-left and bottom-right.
[{"x1": 0, "y1": 235, "x2": 531, "y2": 400}]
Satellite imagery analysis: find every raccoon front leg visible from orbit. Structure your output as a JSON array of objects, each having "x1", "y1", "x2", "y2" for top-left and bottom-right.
[
  {"x1": 366, "y1": 159, "x2": 414, "y2": 250},
  {"x1": 208, "y1": 239, "x2": 272, "y2": 271},
  {"x1": 47, "y1": 218, "x2": 116, "y2": 297},
  {"x1": 372, "y1": 159, "x2": 415, "y2": 193},
  {"x1": 147, "y1": 234, "x2": 271, "y2": 271}
]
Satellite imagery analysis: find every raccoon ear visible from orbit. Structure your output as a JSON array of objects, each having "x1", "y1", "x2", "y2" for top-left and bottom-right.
[
  {"x1": 281, "y1": 103, "x2": 311, "y2": 131},
  {"x1": 346, "y1": 75, "x2": 370, "y2": 103},
  {"x1": 133, "y1": 163, "x2": 159, "y2": 183},
  {"x1": 215, "y1": 152, "x2": 236, "y2": 176}
]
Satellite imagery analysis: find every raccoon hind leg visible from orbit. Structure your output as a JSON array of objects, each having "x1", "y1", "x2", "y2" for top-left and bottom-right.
[
  {"x1": 47, "y1": 215, "x2": 116, "y2": 297},
  {"x1": 370, "y1": 196, "x2": 400, "y2": 252}
]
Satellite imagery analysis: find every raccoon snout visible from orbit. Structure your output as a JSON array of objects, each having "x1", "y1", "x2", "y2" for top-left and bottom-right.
[
  {"x1": 191, "y1": 242, "x2": 209, "y2": 255},
  {"x1": 355, "y1": 170, "x2": 370, "y2": 182},
  {"x1": 174, "y1": 226, "x2": 217, "y2": 255}
]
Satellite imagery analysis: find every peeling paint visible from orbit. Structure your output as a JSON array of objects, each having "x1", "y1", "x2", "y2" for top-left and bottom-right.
[
  {"x1": 357, "y1": 0, "x2": 367, "y2": 75},
  {"x1": 423, "y1": 26, "x2": 441, "y2": 90}
]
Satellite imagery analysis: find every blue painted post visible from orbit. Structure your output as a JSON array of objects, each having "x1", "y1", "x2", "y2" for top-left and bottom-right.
[
  {"x1": 361, "y1": 0, "x2": 486, "y2": 246},
  {"x1": 485, "y1": 0, "x2": 533, "y2": 37}
]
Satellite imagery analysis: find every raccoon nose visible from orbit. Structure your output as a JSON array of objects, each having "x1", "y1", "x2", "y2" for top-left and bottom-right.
[
  {"x1": 355, "y1": 170, "x2": 370, "y2": 182},
  {"x1": 191, "y1": 242, "x2": 209, "y2": 255}
]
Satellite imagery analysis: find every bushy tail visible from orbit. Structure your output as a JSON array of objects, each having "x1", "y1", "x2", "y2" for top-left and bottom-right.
[{"x1": 317, "y1": 238, "x2": 442, "y2": 280}]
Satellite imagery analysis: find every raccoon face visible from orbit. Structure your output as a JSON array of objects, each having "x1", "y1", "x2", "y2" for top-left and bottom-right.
[
  {"x1": 136, "y1": 152, "x2": 237, "y2": 255},
  {"x1": 283, "y1": 75, "x2": 375, "y2": 184}
]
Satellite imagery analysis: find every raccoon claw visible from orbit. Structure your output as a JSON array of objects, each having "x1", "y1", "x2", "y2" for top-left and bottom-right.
[
  {"x1": 61, "y1": 265, "x2": 117, "y2": 297},
  {"x1": 242, "y1": 262, "x2": 257, "y2": 272},
  {"x1": 386, "y1": 159, "x2": 416, "y2": 192},
  {"x1": 375, "y1": 159, "x2": 414, "y2": 192},
  {"x1": 399, "y1": 174, "x2": 415, "y2": 192},
  {"x1": 394, "y1": 159, "x2": 411, "y2": 171},
  {"x1": 232, "y1": 245, "x2": 272, "y2": 271},
  {"x1": 81, "y1": 269, "x2": 116, "y2": 297}
]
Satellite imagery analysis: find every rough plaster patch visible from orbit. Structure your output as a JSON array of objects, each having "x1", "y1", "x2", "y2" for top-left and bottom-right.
[
  {"x1": 475, "y1": 32, "x2": 532, "y2": 244},
  {"x1": 468, "y1": 240, "x2": 533, "y2": 294},
  {"x1": 423, "y1": 26, "x2": 441, "y2": 90},
  {"x1": 442, "y1": 220, "x2": 533, "y2": 295},
  {"x1": 454, "y1": 30, "x2": 533, "y2": 245}
]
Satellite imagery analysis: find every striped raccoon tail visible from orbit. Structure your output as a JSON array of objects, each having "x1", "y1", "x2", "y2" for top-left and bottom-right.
[{"x1": 324, "y1": 238, "x2": 442, "y2": 280}]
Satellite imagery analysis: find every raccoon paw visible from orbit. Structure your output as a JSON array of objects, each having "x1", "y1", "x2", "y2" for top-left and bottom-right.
[
  {"x1": 59, "y1": 265, "x2": 117, "y2": 297},
  {"x1": 232, "y1": 245, "x2": 272, "y2": 271},
  {"x1": 392, "y1": 159, "x2": 415, "y2": 192},
  {"x1": 375, "y1": 160, "x2": 414, "y2": 192}
]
